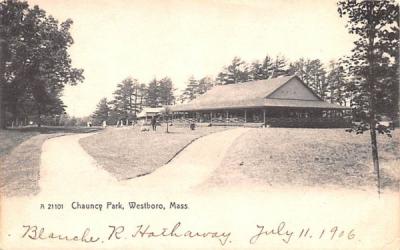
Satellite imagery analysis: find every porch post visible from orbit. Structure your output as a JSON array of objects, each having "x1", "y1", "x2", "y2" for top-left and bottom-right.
[
  {"x1": 244, "y1": 109, "x2": 247, "y2": 123},
  {"x1": 226, "y1": 110, "x2": 229, "y2": 121},
  {"x1": 263, "y1": 109, "x2": 266, "y2": 125},
  {"x1": 210, "y1": 111, "x2": 213, "y2": 125}
]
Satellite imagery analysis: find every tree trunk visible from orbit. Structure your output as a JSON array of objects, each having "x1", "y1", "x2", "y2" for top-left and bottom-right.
[
  {"x1": 0, "y1": 83, "x2": 5, "y2": 129},
  {"x1": 166, "y1": 116, "x2": 169, "y2": 133},
  {"x1": 0, "y1": 39, "x2": 7, "y2": 129},
  {"x1": 134, "y1": 88, "x2": 138, "y2": 117},
  {"x1": 37, "y1": 108, "x2": 42, "y2": 128},
  {"x1": 369, "y1": 122, "x2": 380, "y2": 194},
  {"x1": 366, "y1": 2, "x2": 380, "y2": 195}
]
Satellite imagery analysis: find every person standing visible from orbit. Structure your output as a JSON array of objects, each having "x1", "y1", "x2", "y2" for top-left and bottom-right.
[{"x1": 151, "y1": 116, "x2": 157, "y2": 131}]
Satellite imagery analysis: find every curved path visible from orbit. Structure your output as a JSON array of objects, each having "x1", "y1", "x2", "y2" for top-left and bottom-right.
[
  {"x1": 126, "y1": 128, "x2": 250, "y2": 192},
  {"x1": 39, "y1": 127, "x2": 249, "y2": 197}
]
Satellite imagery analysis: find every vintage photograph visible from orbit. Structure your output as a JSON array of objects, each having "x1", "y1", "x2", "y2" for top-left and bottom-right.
[{"x1": 0, "y1": 0, "x2": 399, "y2": 249}]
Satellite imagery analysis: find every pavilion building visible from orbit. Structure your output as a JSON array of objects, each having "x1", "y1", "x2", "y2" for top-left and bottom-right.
[{"x1": 170, "y1": 75, "x2": 350, "y2": 128}]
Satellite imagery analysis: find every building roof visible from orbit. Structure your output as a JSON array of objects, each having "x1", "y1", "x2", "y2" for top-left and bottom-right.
[
  {"x1": 171, "y1": 75, "x2": 349, "y2": 112},
  {"x1": 137, "y1": 107, "x2": 165, "y2": 118}
]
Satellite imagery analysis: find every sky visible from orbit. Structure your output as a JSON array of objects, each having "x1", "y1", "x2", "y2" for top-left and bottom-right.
[{"x1": 27, "y1": 0, "x2": 355, "y2": 117}]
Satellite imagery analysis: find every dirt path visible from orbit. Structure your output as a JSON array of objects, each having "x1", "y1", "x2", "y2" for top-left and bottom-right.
[
  {"x1": 125, "y1": 128, "x2": 250, "y2": 192},
  {"x1": 39, "y1": 133, "x2": 118, "y2": 197},
  {"x1": 36, "y1": 127, "x2": 250, "y2": 196}
]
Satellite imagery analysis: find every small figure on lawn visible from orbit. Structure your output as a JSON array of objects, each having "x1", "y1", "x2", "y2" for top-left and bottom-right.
[
  {"x1": 151, "y1": 116, "x2": 157, "y2": 131},
  {"x1": 190, "y1": 122, "x2": 196, "y2": 130}
]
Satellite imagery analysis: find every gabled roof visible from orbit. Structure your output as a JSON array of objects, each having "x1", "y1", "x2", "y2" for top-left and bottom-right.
[
  {"x1": 171, "y1": 75, "x2": 349, "y2": 112},
  {"x1": 137, "y1": 107, "x2": 165, "y2": 118}
]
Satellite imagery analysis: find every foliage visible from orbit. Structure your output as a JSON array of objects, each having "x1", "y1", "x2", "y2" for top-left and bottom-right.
[
  {"x1": 178, "y1": 76, "x2": 198, "y2": 103},
  {"x1": 248, "y1": 55, "x2": 274, "y2": 80},
  {"x1": 111, "y1": 77, "x2": 136, "y2": 121},
  {"x1": 338, "y1": 0, "x2": 399, "y2": 194},
  {"x1": 216, "y1": 56, "x2": 249, "y2": 84},
  {"x1": 92, "y1": 76, "x2": 175, "y2": 125},
  {"x1": 145, "y1": 78, "x2": 159, "y2": 108},
  {"x1": 289, "y1": 58, "x2": 328, "y2": 99},
  {"x1": 271, "y1": 55, "x2": 289, "y2": 78},
  {"x1": 326, "y1": 60, "x2": 350, "y2": 105},
  {"x1": 144, "y1": 77, "x2": 175, "y2": 107},
  {"x1": 158, "y1": 77, "x2": 175, "y2": 106},
  {"x1": 338, "y1": 0, "x2": 398, "y2": 134},
  {"x1": 161, "y1": 105, "x2": 171, "y2": 133},
  {"x1": 178, "y1": 76, "x2": 214, "y2": 104},
  {"x1": 91, "y1": 97, "x2": 110, "y2": 126},
  {"x1": 216, "y1": 55, "x2": 291, "y2": 85},
  {"x1": 0, "y1": 0, "x2": 84, "y2": 127}
]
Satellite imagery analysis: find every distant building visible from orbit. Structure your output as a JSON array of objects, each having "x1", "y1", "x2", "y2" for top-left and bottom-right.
[
  {"x1": 137, "y1": 107, "x2": 165, "y2": 121},
  {"x1": 171, "y1": 75, "x2": 350, "y2": 127}
]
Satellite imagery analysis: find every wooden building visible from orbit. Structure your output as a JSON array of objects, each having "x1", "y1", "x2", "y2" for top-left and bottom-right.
[
  {"x1": 137, "y1": 107, "x2": 164, "y2": 121},
  {"x1": 171, "y1": 75, "x2": 350, "y2": 128}
]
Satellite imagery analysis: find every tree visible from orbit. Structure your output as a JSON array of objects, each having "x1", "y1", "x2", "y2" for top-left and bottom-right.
[
  {"x1": 178, "y1": 76, "x2": 213, "y2": 103},
  {"x1": 0, "y1": 0, "x2": 28, "y2": 129},
  {"x1": 197, "y1": 76, "x2": 214, "y2": 95},
  {"x1": 0, "y1": 0, "x2": 84, "y2": 127},
  {"x1": 338, "y1": 0, "x2": 399, "y2": 194},
  {"x1": 145, "y1": 78, "x2": 159, "y2": 107},
  {"x1": 216, "y1": 57, "x2": 249, "y2": 84},
  {"x1": 132, "y1": 81, "x2": 146, "y2": 117},
  {"x1": 0, "y1": 37, "x2": 7, "y2": 128},
  {"x1": 113, "y1": 77, "x2": 136, "y2": 124},
  {"x1": 161, "y1": 106, "x2": 171, "y2": 133},
  {"x1": 145, "y1": 77, "x2": 175, "y2": 107},
  {"x1": 158, "y1": 77, "x2": 175, "y2": 105},
  {"x1": 326, "y1": 60, "x2": 350, "y2": 106},
  {"x1": 289, "y1": 58, "x2": 328, "y2": 99},
  {"x1": 271, "y1": 55, "x2": 289, "y2": 78},
  {"x1": 248, "y1": 61, "x2": 263, "y2": 81},
  {"x1": 288, "y1": 58, "x2": 308, "y2": 80},
  {"x1": 91, "y1": 97, "x2": 110, "y2": 125},
  {"x1": 248, "y1": 55, "x2": 276, "y2": 81},
  {"x1": 178, "y1": 76, "x2": 198, "y2": 103}
]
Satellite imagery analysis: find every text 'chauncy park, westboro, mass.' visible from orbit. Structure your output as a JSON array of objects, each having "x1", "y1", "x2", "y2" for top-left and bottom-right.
[{"x1": 38, "y1": 201, "x2": 189, "y2": 211}]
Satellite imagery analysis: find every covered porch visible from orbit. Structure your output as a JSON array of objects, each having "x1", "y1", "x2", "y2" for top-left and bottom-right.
[{"x1": 171, "y1": 107, "x2": 351, "y2": 128}]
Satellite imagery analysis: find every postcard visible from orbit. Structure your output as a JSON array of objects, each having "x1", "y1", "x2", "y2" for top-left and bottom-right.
[{"x1": 0, "y1": 0, "x2": 399, "y2": 249}]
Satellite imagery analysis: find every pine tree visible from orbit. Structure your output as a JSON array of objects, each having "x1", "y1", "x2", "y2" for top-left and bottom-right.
[
  {"x1": 216, "y1": 57, "x2": 249, "y2": 84},
  {"x1": 289, "y1": 58, "x2": 327, "y2": 99},
  {"x1": 178, "y1": 76, "x2": 198, "y2": 103},
  {"x1": 197, "y1": 76, "x2": 214, "y2": 95},
  {"x1": 158, "y1": 77, "x2": 175, "y2": 106},
  {"x1": 91, "y1": 98, "x2": 110, "y2": 125},
  {"x1": 113, "y1": 77, "x2": 135, "y2": 123},
  {"x1": 338, "y1": 0, "x2": 399, "y2": 194},
  {"x1": 326, "y1": 60, "x2": 349, "y2": 106},
  {"x1": 271, "y1": 55, "x2": 289, "y2": 78},
  {"x1": 179, "y1": 76, "x2": 214, "y2": 103}
]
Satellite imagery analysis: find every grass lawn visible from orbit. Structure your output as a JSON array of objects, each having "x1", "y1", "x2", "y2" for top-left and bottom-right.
[
  {"x1": 79, "y1": 125, "x2": 227, "y2": 180},
  {"x1": 204, "y1": 128, "x2": 399, "y2": 191},
  {"x1": 0, "y1": 126, "x2": 102, "y2": 196},
  {"x1": 0, "y1": 130, "x2": 39, "y2": 159}
]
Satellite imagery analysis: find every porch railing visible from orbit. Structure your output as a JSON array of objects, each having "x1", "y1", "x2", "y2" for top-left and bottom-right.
[{"x1": 264, "y1": 117, "x2": 351, "y2": 128}]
